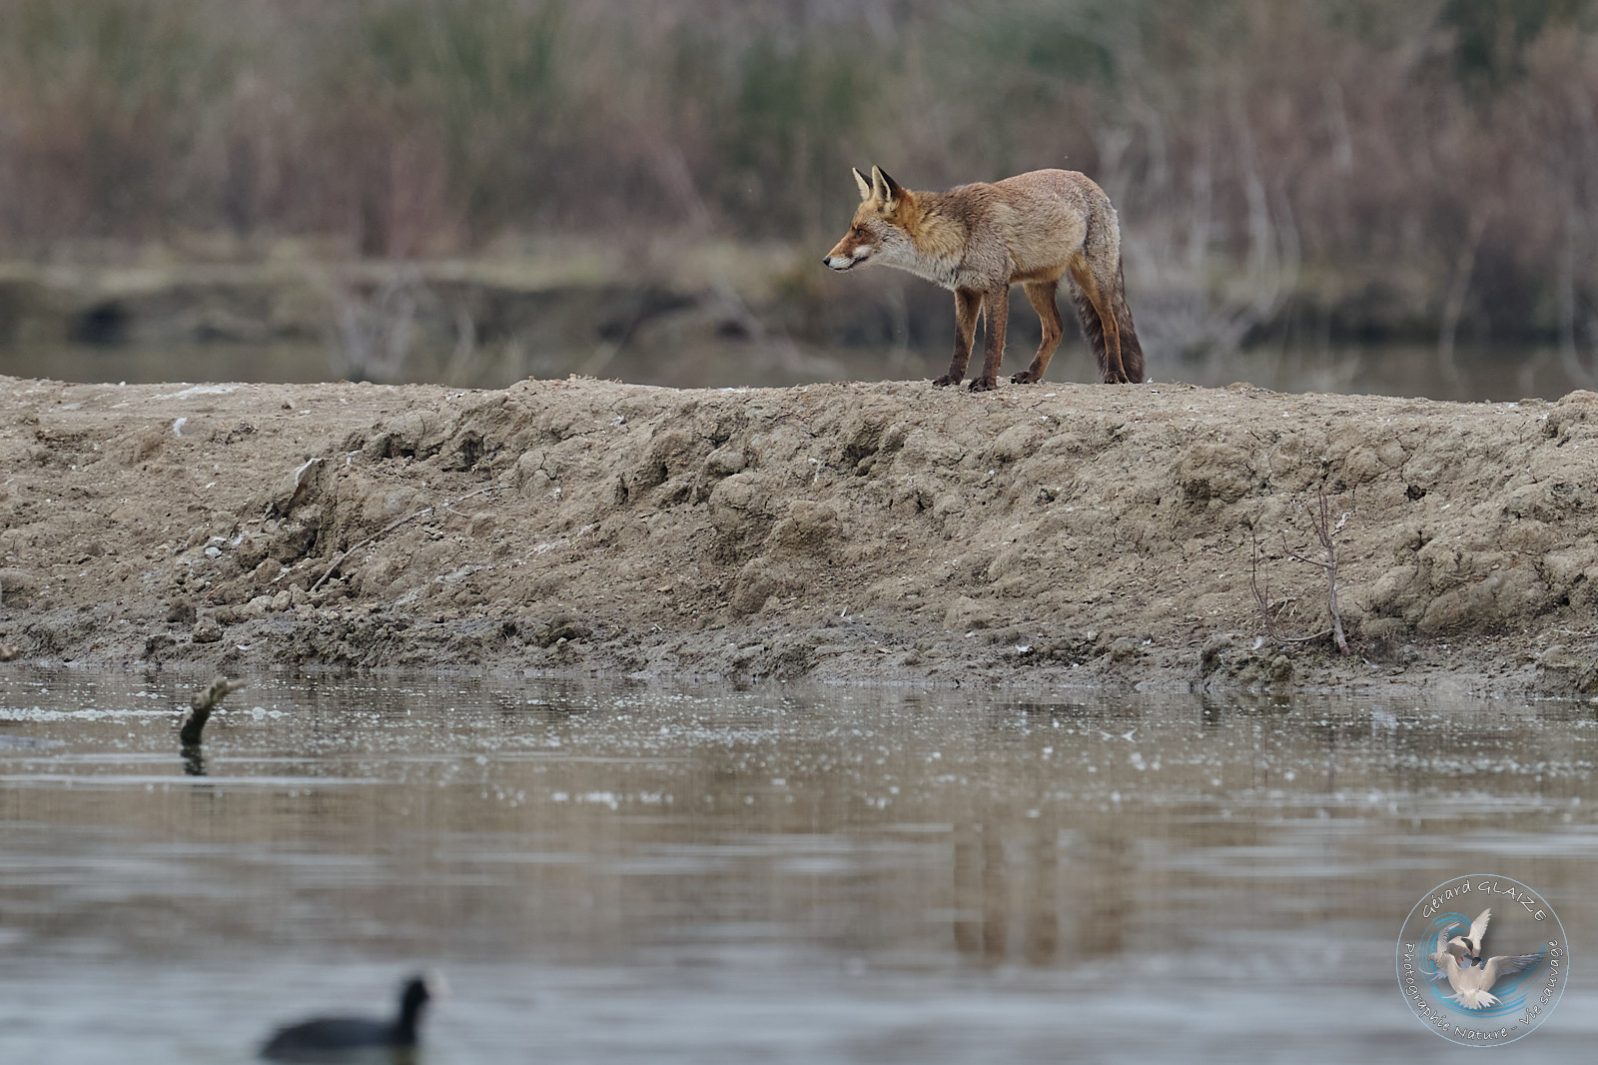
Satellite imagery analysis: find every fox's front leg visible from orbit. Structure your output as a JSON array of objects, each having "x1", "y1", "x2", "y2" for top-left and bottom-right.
[
  {"x1": 934, "y1": 288, "x2": 982, "y2": 387},
  {"x1": 968, "y1": 285, "x2": 1009, "y2": 392}
]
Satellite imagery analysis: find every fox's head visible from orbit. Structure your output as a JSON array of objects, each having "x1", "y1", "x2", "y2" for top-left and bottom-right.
[{"x1": 823, "y1": 165, "x2": 914, "y2": 273}]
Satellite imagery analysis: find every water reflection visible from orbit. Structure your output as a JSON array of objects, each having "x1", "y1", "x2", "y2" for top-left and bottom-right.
[
  {"x1": 0, "y1": 339, "x2": 1585, "y2": 402},
  {"x1": 0, "y1": 672, "x2": 1593, "y2": 1063}
]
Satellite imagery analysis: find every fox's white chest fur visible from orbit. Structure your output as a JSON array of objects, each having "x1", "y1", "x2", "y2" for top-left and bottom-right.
[{"x1": 879, "y1": 242, "x2": 989, "y2": 291}]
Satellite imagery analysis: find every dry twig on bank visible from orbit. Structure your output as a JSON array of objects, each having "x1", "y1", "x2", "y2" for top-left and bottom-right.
[
  {"x1": 1279, "y1": 487, "x2": 1352, "y2": 656},
  {"x1": 310, "y1": 482, "x2": 498, "y2": 593},
  {"x1": 1249, "y1": 488, "x2": 1352, "y2": 655}
]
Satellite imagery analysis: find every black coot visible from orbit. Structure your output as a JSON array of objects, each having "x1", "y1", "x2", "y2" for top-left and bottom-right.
[{"x1": 259, "y1": 973, "x2": 440, "y2": 1061}]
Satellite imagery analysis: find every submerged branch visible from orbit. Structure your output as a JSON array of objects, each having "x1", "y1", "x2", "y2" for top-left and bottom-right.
[{"x1": 180, "y1": 677, "x2": 244, "y2": 746}]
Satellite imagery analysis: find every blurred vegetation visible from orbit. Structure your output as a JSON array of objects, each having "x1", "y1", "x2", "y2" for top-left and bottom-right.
[{"x1": 1, "y1": 0, "x2": 1597, "y2": 349}]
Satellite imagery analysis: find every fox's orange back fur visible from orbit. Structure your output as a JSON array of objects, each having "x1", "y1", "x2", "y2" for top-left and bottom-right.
[{"x1": 825, "y1": 166, "x2": 1143, "y2": 388}]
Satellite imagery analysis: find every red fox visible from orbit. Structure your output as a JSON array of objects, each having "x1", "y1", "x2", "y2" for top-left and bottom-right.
[{"x1": 824, "y1": 166, "x2": 1144, "y2": 390}]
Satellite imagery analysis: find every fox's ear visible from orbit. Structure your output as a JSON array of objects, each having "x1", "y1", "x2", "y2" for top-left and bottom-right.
[
  {"x1": 852, "y1": 167, "x2": 872, "y2": 202},
  {"x1": 870, "y1": 166, "x2": 901, "y2": 209}
]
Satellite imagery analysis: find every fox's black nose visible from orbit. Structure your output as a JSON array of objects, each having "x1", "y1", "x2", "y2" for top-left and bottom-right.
[{"x1": 821, "y1": 257, "x2": 829, "y2": 266}]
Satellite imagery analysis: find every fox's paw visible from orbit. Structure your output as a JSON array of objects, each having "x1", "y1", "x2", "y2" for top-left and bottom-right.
[
  {"x1": 1010, "y1": 370, "x2": 1042, "y2": 385},
  {"x1": 932, "y1": 374, "x2": 960, "y2": 388},
  {"x1": 967, "y1": 376, "x2": 998, "y2": 393}
]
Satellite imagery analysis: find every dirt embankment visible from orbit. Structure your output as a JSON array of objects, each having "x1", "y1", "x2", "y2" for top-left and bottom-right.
[{"x1": 2, "y1": 374, "x2": 1596, "y2": 693}]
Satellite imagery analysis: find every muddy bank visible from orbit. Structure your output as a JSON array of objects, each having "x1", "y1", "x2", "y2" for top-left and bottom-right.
[{"x1": 1, "y1": 373, "x2": 1596, "y2": 693}]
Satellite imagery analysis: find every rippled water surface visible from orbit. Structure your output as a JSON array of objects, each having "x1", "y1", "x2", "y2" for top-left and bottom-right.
[{"x1": 1, "y1": 672, "x2": 1594, "y2": 1062}]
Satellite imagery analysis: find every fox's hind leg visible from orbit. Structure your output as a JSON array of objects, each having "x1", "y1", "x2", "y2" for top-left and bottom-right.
[
  {"x1": 1067, "y1": 258, "x2": 1128, "y2": 383},
  {"x1": 1072, "y1": 202, "x2": 1145, "y2": 383},
  {"x1": 934, "y1": 288, "x2": 983, "y2": 387},
  {"x1": 1011, "y1": 280, "x2": 1064, "y2": 384}
]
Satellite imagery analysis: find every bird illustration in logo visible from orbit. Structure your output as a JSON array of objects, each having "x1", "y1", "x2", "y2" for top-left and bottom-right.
[
  {"x1": 1430, "y1": 908, "x2": 1543, "y2": 1009},
  {"x1": 1447, "y1": 908, "x2": 1493, "y2": 965}
]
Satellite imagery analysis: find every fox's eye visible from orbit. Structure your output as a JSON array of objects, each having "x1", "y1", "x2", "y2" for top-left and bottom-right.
[{"x1": 852, "y1": 226, "x2": 866, "y2": 238}]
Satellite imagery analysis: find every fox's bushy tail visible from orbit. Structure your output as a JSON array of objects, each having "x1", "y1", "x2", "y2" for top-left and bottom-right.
[{"x1": 1068, "y1": 255, "x2": 1144, "y2": 384}]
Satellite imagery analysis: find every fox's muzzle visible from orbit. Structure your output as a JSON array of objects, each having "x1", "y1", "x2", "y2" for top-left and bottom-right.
[{"x1": 824, "y1": 247, "x2": 871, "y2": 271}]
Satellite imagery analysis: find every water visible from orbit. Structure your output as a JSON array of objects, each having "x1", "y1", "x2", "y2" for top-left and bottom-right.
[
  {"x1": 1, "y1": 338, "x2": 1589, "y2": 402},
  {"x1": 1, "y1": 671, "x2": 1594, "y2": 1062}
]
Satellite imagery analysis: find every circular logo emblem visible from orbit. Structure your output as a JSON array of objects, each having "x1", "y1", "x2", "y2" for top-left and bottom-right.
[{"x1": 1395, "y1": 873, "x2": 1568, "y2": 1046}]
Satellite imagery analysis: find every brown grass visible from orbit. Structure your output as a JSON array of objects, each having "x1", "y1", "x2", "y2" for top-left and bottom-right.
[{"x1": 1, "y1": 1, "x2": 1596, "y2": 349}]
